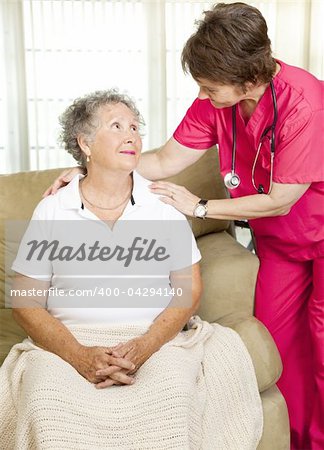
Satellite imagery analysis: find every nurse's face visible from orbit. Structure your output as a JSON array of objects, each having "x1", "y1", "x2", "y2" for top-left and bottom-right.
[{"x1": 197, "y1": 78, "x2": 246, "y2": 108}]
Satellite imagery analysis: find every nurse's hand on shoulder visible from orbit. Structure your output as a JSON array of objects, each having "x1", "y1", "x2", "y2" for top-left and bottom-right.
[
  {"x1": 149, "y1": 181, "x2": 199, "y2": 216},
  {"x1": 42, "y1": 167, "x2": 85, "y2": 197},
  {"x1": 150, "y1": 180, "x2": 312, "y2": 220}
]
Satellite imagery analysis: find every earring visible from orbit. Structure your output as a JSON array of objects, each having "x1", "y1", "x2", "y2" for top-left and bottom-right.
[{"x1": 86, "y1": 155, "x2": 90, "y2": 163}]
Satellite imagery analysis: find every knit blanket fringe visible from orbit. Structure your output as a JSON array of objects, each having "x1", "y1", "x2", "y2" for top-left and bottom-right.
[{"x1": 0, "y1": 316, "x2": 263, "y2": 449}]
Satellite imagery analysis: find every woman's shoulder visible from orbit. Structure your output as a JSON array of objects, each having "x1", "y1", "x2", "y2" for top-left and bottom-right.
[
  {"x1": 30, "y1": 193, "x2": 60, "y2": 220},
  {"x1": 132, "y1": 171, "x2": 157, "y2": 203},
  {"x1": 133, "y1": 171, "x2": 188, "y2": 221},
  {"x1": 31, "y1": 174, "x2": 81, "y2": 220}
]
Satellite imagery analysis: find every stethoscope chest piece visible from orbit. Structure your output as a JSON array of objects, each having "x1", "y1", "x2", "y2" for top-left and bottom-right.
[{"x1": 224, "y1": 171, "x2": 240, "y2": 189}]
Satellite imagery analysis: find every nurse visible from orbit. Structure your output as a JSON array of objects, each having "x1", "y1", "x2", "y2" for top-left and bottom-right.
[{"x1": 46, "y1": 3, "x2": 324, "y2": 449}]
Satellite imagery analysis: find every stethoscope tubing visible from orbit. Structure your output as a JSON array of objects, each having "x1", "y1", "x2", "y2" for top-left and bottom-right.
[
  {"x1": 231, "y1": 105, "x2": 238, "y2": 174},
  {"x1": 227, "y1": 79, "x2": 278, "y2": 194}
]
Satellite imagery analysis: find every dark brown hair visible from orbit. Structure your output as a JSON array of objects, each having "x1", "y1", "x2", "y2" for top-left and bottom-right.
[{"x1": 181, "y1": 2, "x2": 276, "y2": 89}]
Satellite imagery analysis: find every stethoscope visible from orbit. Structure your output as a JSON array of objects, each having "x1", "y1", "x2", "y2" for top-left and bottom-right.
[{"x1": 224, "y1": 80, "x2": 278, "y2": 194}]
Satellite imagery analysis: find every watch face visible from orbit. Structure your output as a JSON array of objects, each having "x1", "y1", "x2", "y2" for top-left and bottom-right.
[{"x1": 195, "y1": 205, "x2": 206, "y2": 217}]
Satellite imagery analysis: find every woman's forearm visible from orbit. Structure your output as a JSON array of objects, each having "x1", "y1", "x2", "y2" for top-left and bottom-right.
[
  {"x1": 13, "y1": 307, "x2": 136, "y2": 386},
  {"x1": 137, "y1": 138, "x2": 206, "y2": 180},
  {"x1": 11, "y1": 275, "x2": 81, "y2": 364},
  {"x1": 206, "y1": 194, "x2": 289, "y2": 220},
  {"x1": 94, "y1": 265, "x2": 202, "y2": 381},
  {"x1": 12, "y1": 308, "x2": 82, "y2": 366},
  {"x1": 137, "y1": 151, "x2": 166, "y2": 180},
  {"x1": 145, "y1": 305, "x2": 197, "y2": 350},
  {"x1": 206, "y1": 182, "x2": 310, "y2": 220},
  {"x1": 144, "y1": 264, "x2": 202, "y2": 350}
]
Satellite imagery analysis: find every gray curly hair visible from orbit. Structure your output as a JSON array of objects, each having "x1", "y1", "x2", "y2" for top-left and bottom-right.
[{"x1": 59, "y1": 88, "x2": 144, "y2": 166}]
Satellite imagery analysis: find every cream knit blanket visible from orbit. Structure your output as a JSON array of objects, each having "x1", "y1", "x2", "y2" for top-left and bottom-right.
[{"x1": 0, "y1": 317, "x2": 263, "y2": 450}]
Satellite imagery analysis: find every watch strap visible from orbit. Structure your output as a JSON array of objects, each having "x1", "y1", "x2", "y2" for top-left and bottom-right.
[{"x1": 198, "y1": 199, "x2": 208, "y2": 206}]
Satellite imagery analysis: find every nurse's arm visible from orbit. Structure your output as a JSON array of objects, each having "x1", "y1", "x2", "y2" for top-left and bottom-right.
[
  {"x1": 136, "y1": 137, "x2": 209, "y2": 180},
  {"x1": 206, "y1": 182, "x2": 310, "y2": 220}
]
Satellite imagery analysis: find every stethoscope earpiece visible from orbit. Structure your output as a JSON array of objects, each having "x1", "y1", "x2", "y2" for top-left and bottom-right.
[{"x1": 224, "y1": 172, "x2": 240, "y2": 189}]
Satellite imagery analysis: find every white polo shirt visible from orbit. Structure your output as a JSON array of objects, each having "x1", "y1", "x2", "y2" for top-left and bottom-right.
[{"x1": 12, "y1": 172, "x2": 201, "y2": 325}]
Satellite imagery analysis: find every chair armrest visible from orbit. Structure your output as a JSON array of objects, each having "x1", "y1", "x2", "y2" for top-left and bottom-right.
[{"x1": 218, "y1": 314, "x2": 283, "y2": 393}]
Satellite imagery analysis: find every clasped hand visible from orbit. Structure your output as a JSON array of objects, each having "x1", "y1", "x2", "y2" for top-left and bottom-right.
[
  {"x1": 94, "y1": 335, "x2": 158, "y2": 389},
  {"x1": 75, "y1": 345, "x2": 135, "y2": 388},
  {"x1": 75, "y1": 335, "x2": 157, "y2": 389}
]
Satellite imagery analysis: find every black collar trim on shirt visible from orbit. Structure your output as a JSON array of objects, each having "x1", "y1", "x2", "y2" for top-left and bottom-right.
[{"x1": 81, "y1": 198, "x2": 134, "y2": 209}]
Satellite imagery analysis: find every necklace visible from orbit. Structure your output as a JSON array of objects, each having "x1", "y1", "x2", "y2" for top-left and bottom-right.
[{"x1": 80, "y1": 179, "x2": 132, "y2": 210}]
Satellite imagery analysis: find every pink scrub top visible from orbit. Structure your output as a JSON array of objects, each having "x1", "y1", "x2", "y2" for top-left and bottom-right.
[{"x1": 173, "y1": 61, "x2": 324, "y2": 260}]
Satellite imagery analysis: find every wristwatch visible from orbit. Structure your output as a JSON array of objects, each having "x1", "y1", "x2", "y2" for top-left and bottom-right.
[{"x1": 193, "y1": 199, "x2": 208, "y2": 219}]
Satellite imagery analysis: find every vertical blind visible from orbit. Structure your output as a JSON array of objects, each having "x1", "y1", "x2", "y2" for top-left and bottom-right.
[{"x1": 1, "y1": 0, "x2": 323, "y2": 174}]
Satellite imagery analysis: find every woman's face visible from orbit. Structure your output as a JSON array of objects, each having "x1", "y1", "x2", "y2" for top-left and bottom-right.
[
  {"x1": 86, "y1": 102, "x2": 142, "y2": 172},
  {"x1": 196, "y1": 78, "x2": 246, "y2": 108}
]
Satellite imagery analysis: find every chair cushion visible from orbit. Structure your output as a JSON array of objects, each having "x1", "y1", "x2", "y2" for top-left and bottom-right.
[
  {"x1": 197, "y1": 231, "x2": 259, "y2": 322},
  {"x1": 258, "y1": 385, "x2": 290, "y2": 449},
  {"x1": 218, "y1": 314, "x2": 282, "y2": 393},
  {"x1": 0, "y1": 168, "x2": 64, "y2": 221},
  {"x1": 0, "y1": 309, "x2": 26, "y2": 365}
]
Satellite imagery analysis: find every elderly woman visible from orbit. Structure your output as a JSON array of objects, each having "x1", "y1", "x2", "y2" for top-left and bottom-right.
[{"x1": 0, "y1": 89, "x2": 262, "y2": 449}]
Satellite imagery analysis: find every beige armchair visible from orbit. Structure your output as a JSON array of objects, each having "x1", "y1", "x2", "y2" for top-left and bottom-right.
[{"x1": 0, "y1": 149, "x2": 289, "y2": 449}]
